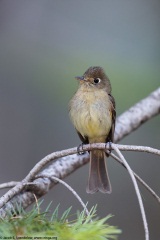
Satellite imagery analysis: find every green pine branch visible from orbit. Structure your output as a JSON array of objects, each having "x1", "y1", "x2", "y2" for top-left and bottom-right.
[{"x1": 0, "y1": 202, "x2": 121, "y2": 240}]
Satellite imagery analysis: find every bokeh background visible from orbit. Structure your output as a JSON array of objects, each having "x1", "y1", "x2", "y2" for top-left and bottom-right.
[{"x1": 0, "y1": 0, "x2": 160, "y2": 239}]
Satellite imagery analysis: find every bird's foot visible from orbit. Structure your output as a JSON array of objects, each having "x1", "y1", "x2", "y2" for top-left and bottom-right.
[
  {"x1": 105, "y1": 141, "x2": 112, "y2": 156},
  {"x1": 77, "y1": 143, "x2": 85, "y2": 155}
]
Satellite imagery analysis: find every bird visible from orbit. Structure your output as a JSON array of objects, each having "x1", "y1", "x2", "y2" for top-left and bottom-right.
[{"x1": 69, "y1": 66, "x2": 116, "y2": 193}]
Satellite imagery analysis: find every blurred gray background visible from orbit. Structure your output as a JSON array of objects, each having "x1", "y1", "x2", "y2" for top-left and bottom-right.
[{"x1": 0, "y1": 0, "x2": 159, "y2": 239}]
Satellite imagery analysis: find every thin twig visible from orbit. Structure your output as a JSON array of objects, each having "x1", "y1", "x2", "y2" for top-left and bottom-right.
[
  {"x1": 0, "y1": 181, "x2": 26, "y2": 209},
  {"x1": 39, "y1": 175, "x2": 90, "y2": 216},
  {"x1": 112, "y1": 144, "x2": 149, "y2": 240},
  {"x1": 110, "y1": 144, "x2": 160, "y2": 155},
  {"x1": 33, "y1": 193, "x2": 40, "y2": 215},
  {"x1": 109, "y1": 152, "x2": 160, "y2": 203},
  {"x1": 80, "y1": 143, "x2": 160, "y2": 156},
  {"x1": 0, "y1": 181, "x2": 19, "y2": 189}
]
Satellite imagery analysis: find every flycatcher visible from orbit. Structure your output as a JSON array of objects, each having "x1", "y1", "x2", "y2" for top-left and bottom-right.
[{"x1": 69, "y1": 66, "x2": 116, "y2": 193}]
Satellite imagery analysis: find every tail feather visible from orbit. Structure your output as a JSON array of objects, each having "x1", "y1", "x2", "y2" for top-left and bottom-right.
[
  {"x1": 86, "y1": 150, "x2": 99, "y2": 194},
  {"x1": 98, "y1": 152, "x2": 112, "y2": 193},
  {"x1": 86, "y1": 150, "x2": 112, "y2": 194}
]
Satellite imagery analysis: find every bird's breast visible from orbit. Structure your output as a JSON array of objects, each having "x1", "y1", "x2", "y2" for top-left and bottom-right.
[{"x1": 69, "y1": 87, "x2": 112, "y2": 140}]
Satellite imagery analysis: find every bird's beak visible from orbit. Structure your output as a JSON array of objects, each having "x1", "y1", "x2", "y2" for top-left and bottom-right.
[{"x1": 75, "y1": 76, "x2": 85, "y2": 81}]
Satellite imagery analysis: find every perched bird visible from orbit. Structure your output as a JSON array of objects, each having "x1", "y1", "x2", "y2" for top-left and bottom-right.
[{"x1": 69, "y1": 66, "x2": 116, "y2": 193}]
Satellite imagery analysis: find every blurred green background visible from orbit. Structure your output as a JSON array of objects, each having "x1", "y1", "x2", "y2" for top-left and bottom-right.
[{"x1": 0, "y1": 1, "x2": 159, "y2": 239}]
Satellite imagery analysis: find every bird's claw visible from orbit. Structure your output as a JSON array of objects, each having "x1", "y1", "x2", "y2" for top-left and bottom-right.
[
  {"x1": 105, "y1": 141, "x2": 112, "y2": 156},
  {"x1": 77, "y1": 143, "x2": 85, "y2": 155}
]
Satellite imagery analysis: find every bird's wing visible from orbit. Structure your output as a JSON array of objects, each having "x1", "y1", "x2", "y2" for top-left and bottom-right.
[
  {"x1": 76, "y1": 130, "x2": 89, "y2": 144},
  {"x1": 106, "y1": 94, "x2": 116, "y2": 143}
]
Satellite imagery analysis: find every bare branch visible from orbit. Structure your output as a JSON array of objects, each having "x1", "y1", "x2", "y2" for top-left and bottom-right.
[
  {"x1": 0, "y1": 153, "x2": 89, "y2": 215},
  {"x1": 1, "y1": 147, "x2": 159, "y2": 204},
  {"x1": 0, "y1": 142, "x2": 159, "y2": 211},
  {"x1": 114, "y1": 87, "x2": 160, "y2": 142}
]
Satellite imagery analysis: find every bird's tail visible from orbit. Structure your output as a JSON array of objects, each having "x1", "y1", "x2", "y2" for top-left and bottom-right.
[{"x1": 86, "y1": 150, "x2": 112, "y2": 194}]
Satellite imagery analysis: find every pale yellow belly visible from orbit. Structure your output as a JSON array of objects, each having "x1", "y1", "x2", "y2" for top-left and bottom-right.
[{"x1": 69, "y1": 88, "x2": 112, "y2": 141}]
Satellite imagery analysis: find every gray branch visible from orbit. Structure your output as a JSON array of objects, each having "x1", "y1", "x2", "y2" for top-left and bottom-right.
[
  {"x1": 0, "y1": 87, "x2": 160, "y2": 217},
  {"x1": 114, "y1": 87, "x2": 160, "y2": 142}
]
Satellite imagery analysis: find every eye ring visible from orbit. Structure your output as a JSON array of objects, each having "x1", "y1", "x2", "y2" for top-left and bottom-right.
[{"x1": 93, "y1": 78, "x2": 101, "y2": 84}]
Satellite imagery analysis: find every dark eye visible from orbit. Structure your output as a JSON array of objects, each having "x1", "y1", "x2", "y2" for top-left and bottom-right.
[{"x1": 94, "y1": 78, "x2": 101, "y2": 84}]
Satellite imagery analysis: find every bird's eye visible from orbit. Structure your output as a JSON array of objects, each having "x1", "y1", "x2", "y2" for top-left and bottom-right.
[{"x1": 93, "y1": 78, "x2": 101, "y2": 84}]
